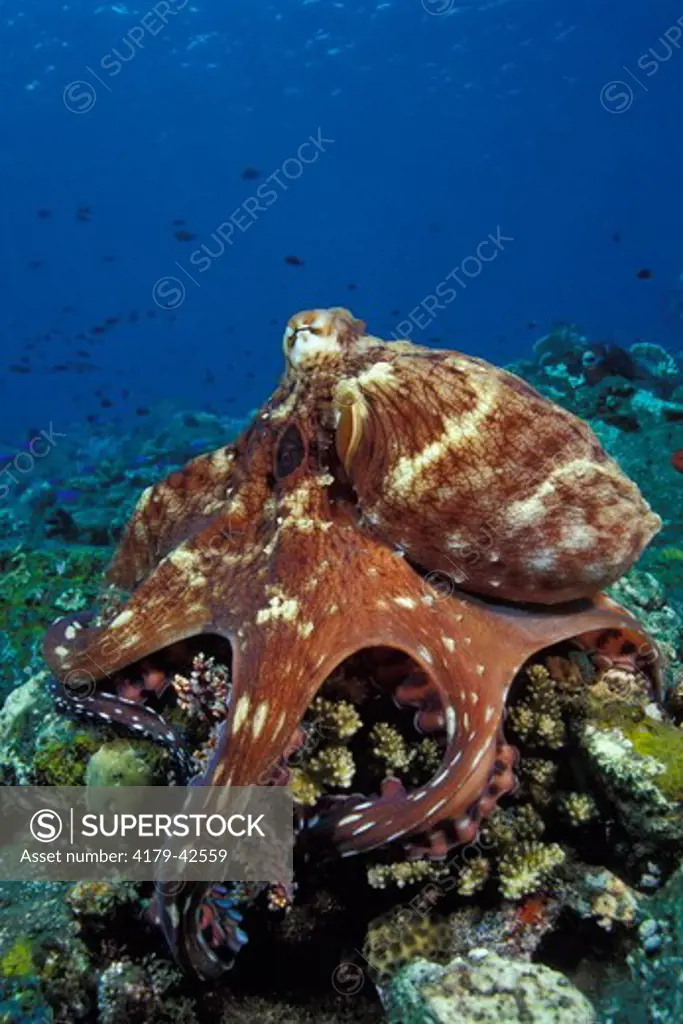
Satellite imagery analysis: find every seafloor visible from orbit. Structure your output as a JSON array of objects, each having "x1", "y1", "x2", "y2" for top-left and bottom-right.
[{"x1": 0, "y1": 327, "x2": 682, "y2": 1024}]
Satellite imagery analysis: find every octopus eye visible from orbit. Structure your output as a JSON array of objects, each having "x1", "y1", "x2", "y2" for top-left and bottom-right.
[{"x1": 275, "y1": 423, "x2": 306, "y2": 478}]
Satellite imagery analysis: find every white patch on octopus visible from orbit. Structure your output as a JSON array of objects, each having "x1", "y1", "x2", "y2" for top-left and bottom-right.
[
  {"x1": 351, "y1": 821, "x2": 375, "y2": 836},
  {"x1": 251, "y1": 701, "x2": 270, "y2": 740},
  {"x1": 417, "y1": 644, "x2": 433, "y2": 664},
  {"x1": 110, "y1": 609, "x2": 134, "y2": 629},
  {"x1": 232, "y1": 694, "x2": 251, "y2": 735},
  {"x1": 339, "y1": 813, "x2": 363, "y2": 827}
]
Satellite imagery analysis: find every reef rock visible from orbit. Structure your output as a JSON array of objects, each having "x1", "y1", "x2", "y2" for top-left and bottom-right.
[{"x1": 381, "y1": 950, "x2": 595, "y2": 1024}]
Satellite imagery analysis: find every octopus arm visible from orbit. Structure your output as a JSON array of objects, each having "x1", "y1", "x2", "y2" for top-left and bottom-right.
[
  {"x1": 310, "y1": 585, "x2": 660, "y2": 858},
  {"x1": 44, "y1": 527, "x2": 234, "y2": 681},
  {"x1": 191, "y1": 508, "x2": 659, "y2": 860},
  {"x1": 108, "y1": 446, "x2": 239, "y2": 589}
]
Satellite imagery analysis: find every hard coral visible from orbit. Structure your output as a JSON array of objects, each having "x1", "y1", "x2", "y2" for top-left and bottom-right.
[
  {"x1": 497, "y1": 841, "x2": 566, "y2": 900},
  {"x1": 367, "y1": 860, "x2": 448, "y2": 891},
  {"x1": 507, "y1": 665, "x2": 567, "y2": 750},
  {"x1": 363, "y1": 912, "x2": 450, "y2": 982}
]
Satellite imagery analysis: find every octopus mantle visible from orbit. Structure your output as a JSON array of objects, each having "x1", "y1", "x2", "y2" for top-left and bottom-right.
[{"x1": 44, "y1": 308, "x2": 661, "y2": 972}]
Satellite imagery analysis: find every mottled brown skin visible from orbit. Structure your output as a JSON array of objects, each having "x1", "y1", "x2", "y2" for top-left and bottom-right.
[{"x1": 44, "y1": 308, "x2": 661, "y2": 976}]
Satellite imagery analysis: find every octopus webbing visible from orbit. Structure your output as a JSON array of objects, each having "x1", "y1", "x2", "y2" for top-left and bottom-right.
[{"x1": 44, "y1": 307, "x2": 662, "y2": 975}]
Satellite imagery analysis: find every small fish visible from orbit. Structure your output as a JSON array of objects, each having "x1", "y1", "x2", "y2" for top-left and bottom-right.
[
  {"x1": 76, "y1": 206, "x2": 91, "y2": 222},
  {"x1": 91, "y1": 326, "x2": 105, "y2": 335},
  {"x1": 102, "y1": 255, "x2": 116, "y2": 263},
  {"x1": 172, "y1": 218, "x2": 186, "y2": 226},
  {"x1": 37, "y1": 209, "x2": 52, "y2": 219},
  {"x1": 612, "y1": 231, "x2": 621, "y2": 243},
  {"x1": 174, "y1": 230, "x2": 197, "y2": 242},
  {"x1": 135, "y1": 406, "x2": 150, "y2": 416},
  {"x1": 636, "y1": 269, "x2": 652, "y2": 280},
  {"x1": 9, "y1": 365, "x2": 30, "y2": 374},
  {"x1": 100, "y1": 398, "x2": 113, "y2": 408},
  {"x1": 284, "y1": 255, "x2": 304, "y2": 266},
  {"x1": 347, "y1": 283, "x2": 357, "y2": 290},
  {"x1": 104, "y1": 317, "x2": 119, "y2": 325},
  {"x1": 241, "y1": 167, "x2": 260, "y2": 180},
  {"x1": 672, "y1": 450, "x2": 683, "y2": 474},
  {"x1": 28, "y1": 260, "x2": 44, "y2": 270},
  {"x1": 527, "y1": 321, "x2": 537, "y2": 329}
]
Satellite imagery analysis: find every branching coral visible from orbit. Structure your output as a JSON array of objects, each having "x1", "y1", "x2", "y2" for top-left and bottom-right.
[
  {"x1": 306, "y1": 745, "x2": 356, "y2": 790},
  {"x1": 517, "y1": 758, "x2": 558, "y2": 808},
  {"x1": 171, "y1": 652, "x2": 231, "y2": 725},
  {"x1": 507, "y1": 665, "x2": 567, "y2": 750},
  {"x1": 557, "y1": 792, "x2": 598, "y2": 827},
  {"x1": 370, "y1": 723, "x2": 414, "y2": 773},
  {"x1": 367, "y1": 860, "x2": 448, "y2": 891},
  {"x1": 455, "y1": 858, "x2": 491, "y2": 897},
  {"x1": 310, "y1": 696, "x2": 361, "y2": 740},
  {"x1": 498, "y1": 842, "x2": 566, "y2": 900}
]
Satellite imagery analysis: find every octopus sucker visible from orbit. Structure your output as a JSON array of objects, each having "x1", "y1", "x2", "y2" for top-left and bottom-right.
[{"x1": 43, "y1": 307, "x2": 662, "y2": 977}]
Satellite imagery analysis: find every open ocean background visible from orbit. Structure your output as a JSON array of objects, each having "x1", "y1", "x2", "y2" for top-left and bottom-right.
[{"x1": 1, "y1": 0, "x2": 683, "y2": 440}]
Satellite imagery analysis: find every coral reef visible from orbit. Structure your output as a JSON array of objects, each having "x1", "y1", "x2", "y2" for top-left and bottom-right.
[
  {"x1": 0, "y1": 316, "x2": 682, "y2": 1021},
  {"x1": 97, "y1": 956, "x2": 197, "y2": 1024},
  {"x1": 0, "y1": 545, "x2": 109, "y2": 702},
  {"x1": 598, "y1": 861, "x2": 683, "y2": 1023}
]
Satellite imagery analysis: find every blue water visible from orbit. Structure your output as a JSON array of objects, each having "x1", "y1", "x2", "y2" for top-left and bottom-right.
[{"x1": 2, "y1": 0, "x2": 683, "y2": 442}]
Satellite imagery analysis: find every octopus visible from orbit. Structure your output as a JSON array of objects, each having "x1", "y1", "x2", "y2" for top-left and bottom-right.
[{"x1": 44, "y1": 307, "x2": 662, "y2": 977}]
